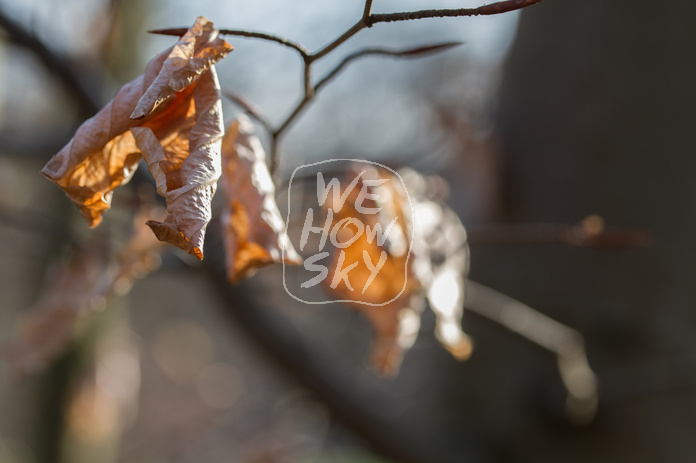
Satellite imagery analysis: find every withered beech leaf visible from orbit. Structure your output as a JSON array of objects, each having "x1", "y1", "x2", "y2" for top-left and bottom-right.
[
  {"x1": 404, "y1": 168, "x2": 472, "y2": 361},
  {"x1": 220, "y1": 115, "x2": 301, "y2": 283},
  {"x1": 358, "y1": 296, "x2": 423, "y2": 376},
  {"x1": 323, "y1": 166, "x2": 472, "y2": 375},
  {"x1": 41, "y1": 16, "x2": 232, "y2": 230},
  {"x1": 132, "y1": 67, "x2": 224, "y2": 259},
  {"x1": 411, "y1": 197, "x2": 472, "y2": 360},
  {"x1": 131, "y1": 17, "x2": 233, "y2": 119},
  {"x1": 6, "y1": 205, "x2": 166, "y2": 377},
  {"x1": 323, "y1": 166, "x2": 418, "y2": 376}
]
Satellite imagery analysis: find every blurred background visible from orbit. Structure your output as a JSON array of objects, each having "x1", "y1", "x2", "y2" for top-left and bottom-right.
[{"x1": 1, "y1": 0, "x2": 696, "y2": 462}]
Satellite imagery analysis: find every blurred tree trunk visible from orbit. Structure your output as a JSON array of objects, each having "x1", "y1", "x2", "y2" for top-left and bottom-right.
[{"x1": 480, "y1": 0, "x2": 696, "y2": 461}]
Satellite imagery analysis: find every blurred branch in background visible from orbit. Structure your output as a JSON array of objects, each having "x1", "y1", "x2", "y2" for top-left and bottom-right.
[
  {"x1": 465, "y1": 280, "x2": 598, "y2": 424},
  {"x1": 468, "y1": 215, "x2": 651, "y2": 248},
  {"x1": 206, "y1": 268, "x2": 435, "y2": 463},
  {"x1": 0, "y1": 9, "x2": 101, "y2": 117}
]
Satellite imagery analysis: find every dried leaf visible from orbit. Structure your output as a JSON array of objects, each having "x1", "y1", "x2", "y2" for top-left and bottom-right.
[
  {"x1": 358, "y1": 296, "x2": 423, "y2": 376},
  {"x1": 5, "y1": 205, "x2": 166, "y2": 377},
  {"x1": 131, "y1": 16, "x2": 233, "y2": 119},
  {"x1": 409, "y1": 189, "x2": 472, "y2": 361},
  {"x1": 220, "y1": 115, "x2": 301, "y2": 283},
  {"x1": 323, "y1": 166, "x2": 472, "y2": 375},
  {"x1": 322, "y1": 166, "x2": 417, "y2": 375},
  {"x1": 41, "y1": 17, "x2": 232, "y2": 237},
  {"x1": 132, "y1": 66, "x2": 224, "y2": 259},
  {"x1": 323, "y1": 166, "x2": 413, "y2": 303},
  {"x1": 402, "y1": 168, "x2": 472, "y2": 360},
  {"x1": 41, "y1": 73, "x2": 154, "y2": 227}
]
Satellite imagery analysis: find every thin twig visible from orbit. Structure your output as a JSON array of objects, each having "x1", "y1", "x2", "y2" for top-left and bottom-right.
[
  {"x1": 223, "y1": 90, "x2": 274, "y2": 135},
  {"x1": 309, "y1": 20, "x2": 366, "y2": 62},
  {"x1": 368, "y1": 0, "x2": 546, "y2": 24},
  {"x1": 315, "y1": 42, "x2": 463, "y2": 92},
  {"x1": 149, "y1": 27, "x2": 310, "y2": 58},
  {"x1": 465, "y1": 280, "x2": 598, "y2": 423},
  {"x1": 467, "y1": 216, "x2": 650, "y2": 248},
  {"x1": 272, "y1": 41, "x2": 462, "y2": 142},
  {"x1": 148, "y1": 0, "x2": 545, "y2": 177},
  {"x1": 362, "y1": 0, "x2": 374, "y2": 21}
]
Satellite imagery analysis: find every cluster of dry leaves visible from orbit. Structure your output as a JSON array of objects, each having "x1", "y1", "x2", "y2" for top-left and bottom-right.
[
  {"x1": 9, "y1": 17, "x2": 300, "y2": 375},
  {"x1": 7, "y1": 17, "x2": 472, "y2": 377},
  {"x1": 40, "y1": 16, "x2": 296, "y2": 271}
]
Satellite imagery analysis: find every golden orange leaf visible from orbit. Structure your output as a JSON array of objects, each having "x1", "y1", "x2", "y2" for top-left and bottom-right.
[
  {"x1": 321, "y1": 166, "x2": 417, "y2": 375},
  {"x1": 132, "y1": 67, "x2": 225, "y2": 259},
  {"x1": 41, "y1": 17, "x2": 232, "y2": 238},
  {"x1": 220, "y1": 115, "x2": 301, "y2": 283},
  {"x1": 131, "y1": 16, "x2": 233, "y2": 119},
  {"x1": 322, "y1": 166, "x2": 472, "y2": 375}
]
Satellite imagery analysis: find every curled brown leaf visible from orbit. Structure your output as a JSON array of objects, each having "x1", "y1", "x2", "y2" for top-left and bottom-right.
[
  {"x1": 321, "y1": 166, "x2": 417, "y2": 375},
  {"x1": 41, "y1": 16, "x2": 232, "y2": 246},
  {"x1": 132, "y1": 67, "x2": 225, "y2": 259},
  {"x1": 131, "y1": 17, "x2": 233, "y2": 119},
  {"x1": 322, "y1": 166, "x2": 472, "y2": 375},
  {"x1": 220, "y1": 115, "x2": 301, "y2": 283}
]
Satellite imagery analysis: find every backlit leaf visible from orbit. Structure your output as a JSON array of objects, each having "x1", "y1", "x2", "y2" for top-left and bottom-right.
[
  {"x1": 41, "y1": 16, "x2": 232, "y2": 253},
  {"x1": 323, "y1": 166, "x2": 472, "y2": 375},
  {"x1": 322, "y1": 166, "x2": 418, "y2": 375},
  {"x1": 131, "y1": 16, "x2": 233, "y2": 119},
  {"x1": 220, "y1": 115, "x2": 301, "y2": 283},
  {"x1": 132, "y1": 66, "x2": 224, "y2": 259}
]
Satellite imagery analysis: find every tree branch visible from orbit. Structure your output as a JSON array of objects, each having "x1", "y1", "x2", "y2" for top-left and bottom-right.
[
  {"x1": 0, "y1": 8, "x2": 101, "y2": 116},
  {"x1": 150, "y1": 0, "x2": 547, "y2": 177},
  {"x1": 362, "y1": 0, "x2": 374, "y2": 21},
  {"x1": 223, "y1": 90, "x2": 274, "y2": 135},
  {"x1": 149, "y1": 27, "x2": 310, "y2": 58},
  {"x1": 467, "y1": 216, "x2": 651, "y2": 248},
  {"x1": 315, "y1": 42, "x2": 463, "y2": 92},
  {"x1": 465, "y1": 280, "x2": 598, "y2": 423},
  {"x1": 204, "y1": 259, "x2": 438, "y2": 463},
  {"x1": 368, "y1": 0, "x2": 546, "y2": 24}
]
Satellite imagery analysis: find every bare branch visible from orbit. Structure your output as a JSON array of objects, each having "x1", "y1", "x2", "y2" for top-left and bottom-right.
[
  {"x1": 151, "y1": 0, "x2": 547, "y2": 178},
  {"x1": 315, "y1": 42, "x2": 463, "y2": 91},
  {"x1": 149, "y1": 27, "x2": 310, "y2": 58},
  {"x1": 467, "y1": 215, "x2": 651, "y2": 248},
  {"x1": 368, "y1": 0, "x2": 546, "y2": 24},
  {"x1": 465, "y1": 280, "x2": 598, "y2": 423},
  {"x1": 309, "y1": 20, "x2": 366, "y2": 62},
  {"x1": 272, "y1": 96, "x2": 311, "y2": 140},
  {"x1": 223, "y1": 90, "x2": 274, "y2": 135},
  {"x1": 362, "y1": 0, "x2": 375, "y2": 21},
  {"x1": 0, "y1": 9, "x2": 101, "y2": 116},
  {"x1": 269, "y1": 41, "x2": 462, "y2": 172},
  {"x1": 205, "y1": 264, "x2": 439, "y2": 463}
]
